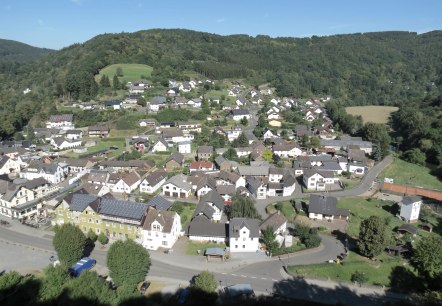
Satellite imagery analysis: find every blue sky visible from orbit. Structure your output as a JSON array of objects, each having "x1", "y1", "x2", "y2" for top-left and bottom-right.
[{"x1": 1, "y1": 0, "x2": 441, "y2": 50}]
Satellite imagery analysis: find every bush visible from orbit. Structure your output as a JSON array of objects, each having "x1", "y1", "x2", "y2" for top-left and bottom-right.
[
  {"x1": 97, "y1": 233, "x2": 109, "y2": 246},
  {"x1": 304, "y1": 234, "x2": 321, "y2": 248}
]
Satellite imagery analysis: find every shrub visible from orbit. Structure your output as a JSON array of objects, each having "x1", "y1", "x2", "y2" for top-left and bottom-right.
[
  {"x1": 88, "y1": 229, "x2": 97, "y2": 242},
  {"x1": 97, "y1": 233, "x2": 109, "y2": 246}
]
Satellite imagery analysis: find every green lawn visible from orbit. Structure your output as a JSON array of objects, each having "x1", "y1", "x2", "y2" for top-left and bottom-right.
[
  {"x1": 96, "y1": 63, "x2": 153, "y2": 84},
  {"x1": 169, "y1": 202, "x2": 196, "y2": 227},
  {"x1": 287, "y1": 251, "x2": 414, "y2": 287},
  {"x1": 63, "y1": 138, "x2": 125, "y2": 159},
  {"x1": 273, "y1": 201, "x2": 297, "y2": 222},
  {"x1": 378, "y1": 157, "x2": 442, "y2": 190},
  {"x1": 186, "y1": 241, "x2": 226, "y2": 256},
  {"x1": 337, "y1": 197, "x2": 404, "y2": 239}
]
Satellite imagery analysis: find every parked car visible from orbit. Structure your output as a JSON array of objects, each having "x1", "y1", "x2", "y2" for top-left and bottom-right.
[{"x1": 139, "y1": 281, "x2": 151, "y2": 293}]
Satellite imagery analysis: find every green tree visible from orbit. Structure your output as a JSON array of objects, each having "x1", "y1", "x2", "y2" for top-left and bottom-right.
[
  {"x1": 113, "y1": 74, "x2": 120, "y2": 90},
  {"x1": 240, "y1": 116, "x2": 248, "y2": 126},
  {"x1": 362, "y1": 123, "x2": 391, "y2": 159},
  {"x1": 53, "y1": 224, "x2": 87, "y2": 267},
  {"x1": 107, "y1": 240, "x2": 151, "y2": 289},
  {"x1": 262, "y1": 226, "x2": 279, "y2": 254},
  {"x1": 191, "y1": 270, "x2": 218, "y2": 293},
  {"x1": 61, "y1": 271, "x2": 116, "y2": 305},
  {"x1": 39, "y1": 265, "x2": 69, "y2": 302},
  {"x1": 402, "y1": 148, "x2": 426, "y2": 166},
  {"x1": 87, "y1": 229, "x2": 97, "y2": 242},
  {"x1": 262, "y1": 149, "x2": 273, "y2": 162},
  {"x1": 309, "y1": 136, "x2": 321, "y2": 149},
  {"x1": 232, "y1": 132, "x2": 249, "y2": 147},
  {"x1": 97, "y1": 232, "x2": 109, "y2": 246},
  {"x1": 410, "y1": 235, "x2": 442, "y2": 281},
  {"x1": 229, "y1": 196, "x2": 260, "y2": 219},
  {"x1": 351, "y1": 271, "x2": 368, "y2": 286},
  {"x1": 137, "y1": 96, "x2": 146, "y2": 107},
  {"x1": 99, "y1": 74, "x2": 110, "y2": 88},
  {"x1": 223, "y1": 147, "x2": 237, "y2": 160},
  {"x1": 357, "y1": 216, "x2": 389, "y2": 258},
  {"x1": 116, "y1": 67, "x2": 124, "y2": 77}
]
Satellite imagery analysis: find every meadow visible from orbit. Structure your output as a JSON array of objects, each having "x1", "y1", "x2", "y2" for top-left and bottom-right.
[
  {"x1": 345, "y1": 106, "x2": 398, "y2": 124},
  {"x1": 96, "y1": 63, "x2": 153, "y2": 83}
]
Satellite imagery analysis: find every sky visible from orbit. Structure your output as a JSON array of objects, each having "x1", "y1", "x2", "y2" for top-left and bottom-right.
[{"x1": 1, "y1": 0, "x2": 442, "y2": 50}]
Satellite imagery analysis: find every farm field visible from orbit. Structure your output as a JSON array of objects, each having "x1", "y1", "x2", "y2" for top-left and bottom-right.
[
  {"x1": 96, "y1": 63, "x2": 153, "y2": 83},
  {"x1": 345, "y1": 106, "x2": 398, "y2": 124},
  {"x1": 378, "y1": 157, "x2": 442, "y2": 191}
]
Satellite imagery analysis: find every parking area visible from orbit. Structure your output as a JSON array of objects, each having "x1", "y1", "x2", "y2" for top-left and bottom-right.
[{"x1": 373, "y1": 192, "x2": 402, "y2": 203}]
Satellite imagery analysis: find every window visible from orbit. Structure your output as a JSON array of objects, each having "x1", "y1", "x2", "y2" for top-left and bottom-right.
[
  {"x1": 58, "y1": 210, "x2": 63, "y2": 216},
  {"x1": 163, "y1": 234, "x2": 166, "y2": 238},
  {"x1": 243, "y1": 245, "x2": 245, "y2": 248},
  {"x1": 162, "y1": 241, "x2": 167, "y2": 246},
  {"x1": 88, "y1": 218, "x2": 92, "y2": 223},
  {"x1": 96, "y1": 228, "x2": 100, "y2": 234},
  {"x1": 235, "y1": 245, "x2": 238, "y2": 249},
  {"x1": 112, "y1": 232, "x2": 116, "y2": 238},
  {"x1": 96, "y1": 220, "x2": 99, "y2": 224},
  {"x1": 243, "y1": 238, "x2": 246, "y2": 241}
]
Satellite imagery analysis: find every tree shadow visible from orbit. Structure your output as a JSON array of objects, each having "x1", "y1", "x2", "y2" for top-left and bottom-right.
[
  {"x1": 388, "y1": 266, "x2": 425, "y2": 293},
  {"x1": 382, "y1": 203, "x2": 399, "y2": 216},
  {"x1": 83, "y1": 238, "x2": 96, "y2": 257},
  {"x1": 331, "y1": 229, "x2": 357, "y2": 252}
]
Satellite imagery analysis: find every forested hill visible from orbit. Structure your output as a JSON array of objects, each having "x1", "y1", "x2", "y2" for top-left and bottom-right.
[
  {"x1": 1, "y1": 29, "x2": 442, "y2": 139},
  {"x1": 0, "y1": 39, "x2": 53, "y2": 70}
]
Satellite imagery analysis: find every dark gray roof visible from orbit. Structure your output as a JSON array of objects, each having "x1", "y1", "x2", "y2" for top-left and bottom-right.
[
  {"x1": 151, "y1": 96, "x2": 167, "y2": 105},
  {"x1": 22, "y1": 177, "x2": 49, "y2": 190},
  {"x1": 229, "y1": 218, "x2": 260, "y2": 238},
  {"x1": 144, "y1": 170, "x2": 167, "y2": 186},
  {"x1": 198, "y1": 146, "x2": 213, "y2": 154},
  {"x1": 147, "y1": 195, "x2": 173, "y2": 211},
  {"x1": 231, "y1": 109, "x2": 250, "y2": 116},
  {"x1": 188, "y1": 215, "x2": 228, "y2": 238},
  {"x1": 69, "y1": 194, "x2": 99, "y2": 212},
  {"x1": 397, "y1": 224, "x2": 418, "y2": 235},
  {"x1": 99, "y1": 199, "x2": 148, "y2": 221},
  {"x1": 215, "y1": 155, "x2": 228, "y2": 166},
  {"x1": 309, "y1": 194, "x2": 338, "y2": 215},
  {"x1": 49, "y1": 114, "x2": 73, "y2": 122},
  {"x1": 402, "y1": 196, "x2": 422, "y2": 205},
  {"x1": 0, "y1": 156, "x2": 10, "y2": 169},
  {"x1": 200, "y1": 190, "x2": 225, "y2": 210}
]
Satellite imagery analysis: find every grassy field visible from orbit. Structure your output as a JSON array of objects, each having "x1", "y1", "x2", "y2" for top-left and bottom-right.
[
  {"x1": 287, "y1": 251, "x2": 414, "y2": 287},
  {"x1": 337, "y1": 197, "x2": 405, "y2": 239},
  {"x1": 96, "y1": 64, "x2": 153, "y2": 84},
  {"x1": 274, "y1": 201, "x2": 297, "y2": 222},
  {"x1": 378, "y1": 157, "x2": 442, "y2": 190},
  {"x1": 345, "y1": 106, "x2": 398, "y2": 124},
  {"x1": 186, "y1": 241, "x2": 226, "y2": 256}
]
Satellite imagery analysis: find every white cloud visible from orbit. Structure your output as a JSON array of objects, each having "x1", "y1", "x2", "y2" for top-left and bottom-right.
[{"x1": 216, "y1": 18, "x2": 225, "y2": 23}]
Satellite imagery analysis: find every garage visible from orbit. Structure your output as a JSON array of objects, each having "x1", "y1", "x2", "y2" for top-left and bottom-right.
[
  {"x1": 173, "y1": 192, "x2": 179, "y2": 198},
  {"x1": 180, "y1": 192, "x2": 186, "y2": 198},
  {"x1": 164, "y1": 191, "x2": 170, "y2": 197}
]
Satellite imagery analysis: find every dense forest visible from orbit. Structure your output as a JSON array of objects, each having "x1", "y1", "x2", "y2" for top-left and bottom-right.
[{"x1": 0, "y1": 29, "x2": 442, "y2": 169}]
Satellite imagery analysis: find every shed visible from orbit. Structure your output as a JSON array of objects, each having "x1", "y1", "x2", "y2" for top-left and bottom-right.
[
  {"x1": 205, "y1": 247, "x2": 226, "y2": 262},
  {"x1": 397, "y1": 224, "x2": 418, "y2": 236}
]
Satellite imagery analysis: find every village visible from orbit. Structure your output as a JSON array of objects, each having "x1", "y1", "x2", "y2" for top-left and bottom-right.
[{"x1": 0, "y1": 77, "x2": 429, "y2": 261}]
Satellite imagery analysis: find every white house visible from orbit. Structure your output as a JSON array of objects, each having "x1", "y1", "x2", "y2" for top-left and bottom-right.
[
  {"x1": 111, "y1": 172, "x2": 141, "y2": 194},
  {"x1": 263, "y1": 129, "x2": 278, "y2": 139},
  {"x1": 46, "y1": 114, "x2": 74, "y2": 130},
  {"x1": 20, "y1": 161, "x2": 65, "y2": 184},
  {"x1": 141, "y1": 206, "x2": 181, "y2": 250},
  {"x1": 151, "y1": 138, "x2": 168, "y2": 153},
  {"x1": 259, "y1": 212, "x2": 287, "y2": 236},
  {"x1": 272, "y1": 144, "x2": 303, "y2": 158},
  {"x1": 193, "y1": 190, "x2": 225, "y2": 222},
  {"x1": 162, "y1": 174, "x2": 192, "y2": 198},
  {"x1": 303, "y1": 169, "x2": 336, "y2": 191},
  {"x1": 229, "y1": 218, "x2": 260, "y2": 253},
  {"x1": 65, "y1": 130, "x2": 83, "y2": 140},
  {"x1": 231, "y1": 109, "x2": 251, "y2": 121},
  {"x1": 178, "y1": 141, "x2": 191, "y2": 154},
  {"x1": 0, "y1": 155, "x2": 21, "y2": 175},
  {"x1": 139, "y1": 170, "x2": 167, "y2": 194},
  {"x1": 400, "y1": 196, "x2": 422, "y2": 223},
  {"x1": 50, "y1": 137, "x2": 82, "y2": 150}
]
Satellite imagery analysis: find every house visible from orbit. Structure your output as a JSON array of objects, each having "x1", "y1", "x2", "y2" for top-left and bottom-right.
[
  {"x1": 0, "y1": 155, "x2": 21, "y2": 175},
  {"x1": 58, "y1": 158, "x2": 95, "y2": 174},
  {"x1": 178, "y1": 141, "x2": 191, "y2": 154},
  {"x1": 308, "y1": 194, "x2": 349, "y2": 220},
  {"x1": 272, "y1": 144, "x2": 303, "y2": 158},
  {"x1": 193, "y1": 190, "x2": 225, "y2": 222},
  {"x1": 229, "y1": 218, "x2": 260, "y2": 252},
  {"x1": 146, "y1": 195, "x2": 173, "y2": 211},
  {"x1": 214, "y1": 156, "x2": 231, "y2": 171},
  {"x1": 303, "y1": 169, "x2": 337, "y2": 191},
  {"x1": 164, "y1": 152, "x2": 184, "y2": 171},
  {"x1": 128, "y1": 85, "x2": 145, "y2": 94},
  {"x1": 149, "y1": 96, "x2": 167, "y2": 112},
  {"x1": 86, "y1": 170, "x2": 109, "y2": 186},
  {"x1": 20, "y1": 161, "x2": 66, "y2": 184},
  {"x1": 131, "y1": 138, "x2": 148, "y2": 152},
  {"x1": 197, "y1": 146, "x2": 213, "y2": 161},
  {"x1": 246, "y1": 177, "x2": 267, "y2": 199},
  {"x1": 259, "y1": 212, "x2": 287, "y2": 235},
  {"x1": 216, "y1": 185, "x2": 236, "y2": 205},
  {"x1": 238, "y1": 165, "x2": 269, "y2": 178},
  {"x1": 111, "y1": 171, "x2": 141, "y2": 194},
  {"x1": 139, "y1": 119, "x2": 157, "y2": 128},
  {"x1": 151, "y1": 138, "x2": 168, "y2": 153},
  {"x1": 177, "y1": 122, "x2": 202, "y2": 133},
  {"x1": 212, "y1": 170, "x2": 246, "y2": 189},
  {"x1": 46, "y1": 114, "x2": 74, "y2": 130},
  {"x1": 104, "y1": 100, "x2": 122, "y2": 110},
  {"x1": 162, "y1": 174, "x2": 192, "y2": 198},
  {"x1": 347, "y1": 148, "x2": 368, "y2": 175},
  {"x1": 50, "y1": 137, "x2": 82, "y2": 150},
  {"x1": 54, "y1": 192, "x2": 148, "y2": 241},
  {"x1": 65, "y1": 130, "x2": 83, "y2": 140},
  {"x1": 321, "y1": 138, "x2": 373, "y2": 154},
  {"x1": 88, "y1": 125, "x2": 110, "y2": 138},
  {"x1": 192, "y1": 175, "x2": 217, "y2": 199},
  {"x1": 0, "y1": 178, "x2": 51, "y2": 219},
  {"x1": 140, "y1": 170, "x2": 167, "y2": 194},
  {"x1": 124, "y1": 94, "x2": 141, "y2": 104},
  {"x1": 226, "y1": 126, "x2": 242, "y2": 142},
  {"x1": 236, "y1": 147, "x2": 252, "y2": 158},
  {"x1": 81, "y1": 182, "x2": 110, "y2": 197},
  {"x1": 99, "y1": 160, "x2": 153, "y2": 172},
  {"x1": 188, "y1": 215, "x2": 228, "y2": 243},
  {"x1": 263, "y1": 129, "x2": 278, "y2": 139},
  {"x1": 400, "y1": 196, "x2": 422, "y2": 223},
  {"x1": 141, "y1": 206, "x2": 181, "y2": 250},
  {"x1": 189, "y1": 161, "x2": 214, "y2": 173},
  {"x1": 230, "y1": 109, "x2": 251, "y2": 121}
]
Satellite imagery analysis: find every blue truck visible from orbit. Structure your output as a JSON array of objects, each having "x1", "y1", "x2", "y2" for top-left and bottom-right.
[{"x1": 68, "y1": 257, "x2": 96, "y2": 277}]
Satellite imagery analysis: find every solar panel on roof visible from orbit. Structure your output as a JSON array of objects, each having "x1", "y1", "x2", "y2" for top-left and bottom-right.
[
  {"x1": 70, "y1": 194, "x2": 98, "y2": 212},
  {"x1": 99, "y1": 199, "x2": 148, "y2": 220}
]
